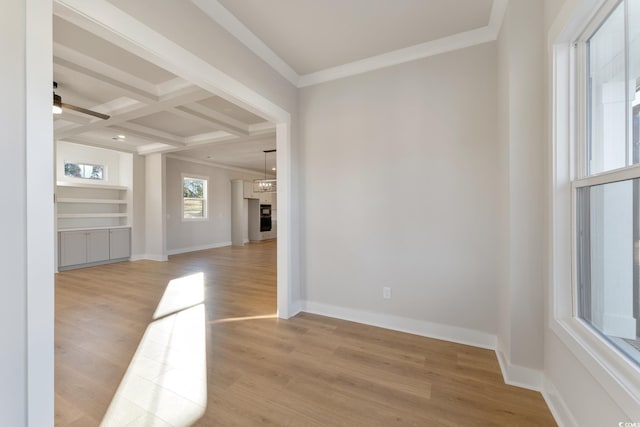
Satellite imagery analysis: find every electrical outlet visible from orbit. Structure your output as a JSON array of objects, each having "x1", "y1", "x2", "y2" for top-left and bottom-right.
[{"x1": 383, "y1": 287, "x2": 391, "y2": 299}]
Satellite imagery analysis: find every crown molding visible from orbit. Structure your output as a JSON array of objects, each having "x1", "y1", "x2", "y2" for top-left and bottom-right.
[
  {"x1": 191, "y1": 0, "x2": 300, "y2": 86},
  {"x1": 193, "y1": 0, "x2": 509, "y2": 88},
  {"x1": 298, "y1": 26, "x2": 495, "y2": 87},
  {"x1": 167, "y1": 154, "x2": 267, "y2": 176}
]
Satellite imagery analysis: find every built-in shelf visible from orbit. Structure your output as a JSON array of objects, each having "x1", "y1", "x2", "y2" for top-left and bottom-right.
[
  {"x1": 57, "y1": 213, "x2": 128, "y2": 219},
  {"x1": 56, "y1": 181, "x2": 128, "y2": 191},
  {"x1": 55, "y1": 181, "x2": 130, "y2": 229},
  {"x1": 56, "y1": 198, "x2": 127, "y2": 204}
]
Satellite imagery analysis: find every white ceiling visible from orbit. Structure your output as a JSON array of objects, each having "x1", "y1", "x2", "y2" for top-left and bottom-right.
[
  {"x1": 53, "y1": 1, "x2": 504, "y2": 172},
  {"x1": 215, "y1": 0, "x2": 493, "y2": 75},
  {"x1": 53, "y1": 15, "x2": 277, "y2": 174}
]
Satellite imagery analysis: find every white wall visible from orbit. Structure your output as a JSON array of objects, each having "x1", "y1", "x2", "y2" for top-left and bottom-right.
[
  {"x1": 1, "y1": 0, "x2": 54, "y2": 425},
  {"x1": 299, "y1": 43, "x2": 501, "y2": 341},
  {"x1": 165, "y1": 157, "x2": 264, "y2": 253},
  {"x1": 496, "y1": 0, "x2": 547, "y2": 381},
  {"x1": 131, "y1": 154, "x2": 146, "y2": 257},
  {"x1": 56, "y1": 141, "x2": 126, "y2": 186},
  {"x1": 144, "y1": 153, "x2": 166, "y2": 260}
]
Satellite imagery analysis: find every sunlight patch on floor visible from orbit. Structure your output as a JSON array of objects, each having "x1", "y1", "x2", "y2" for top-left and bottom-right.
[
  {"x1": 209, "y1": 313, "x2": 277, "y2": 324},
  {"x1": 101, "y1": 273, "x2": 207, "y2": 427}
]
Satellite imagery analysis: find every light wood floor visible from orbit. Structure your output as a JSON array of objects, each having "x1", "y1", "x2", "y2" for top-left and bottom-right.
[{"x1": 55, "y1": 240, "x2": 556, "y2": 426}]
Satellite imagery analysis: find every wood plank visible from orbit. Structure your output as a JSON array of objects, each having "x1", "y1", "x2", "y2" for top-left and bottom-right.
[{"x1": 55, "y1": 240, "x2": 556, "y2": 426}]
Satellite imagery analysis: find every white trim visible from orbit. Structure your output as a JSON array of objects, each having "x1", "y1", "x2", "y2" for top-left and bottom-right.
[
  {"x1": 542, "y1": 378, "x2": 580, "y2": 427},
  {"x1": 298, "y1": 27, "x2": 495, "y2": 88},
  {"x1": 573, "y1": 163, "x2": 640, "y2": 188},
  {"x1": 166, "y1": 241, "x2": 231, "y2": 256},
  {"x1": 131, "y1": 253, "x2": 168, "y2": 262},
  {"x1": 181, "y1": 173, "x2": 209, "y2": 222},
  {"x1": 26, "y1": 0, "x2": 55, "y2": 424},
  {"x1": 550, "y1": 319, "x2": 640, "y2": 419},
  {"x1": 192, "y1": 0, "x2": 509, "y2": 88},
  {"x1": 289, "y1": 300, "x2": 303, "y2": 318},
  {"x1": 549, "y1": 1, "x2": 640, "y2": 419},
  {"x1": 167, "y1": 154, "x2": 265, "y2": 176},
  {"x1": 495, "y1": 347, "x2": 544, "y2": 391},
  {"x1": 302, "y1": 301, "x2": 497, "y2": 350},
  {"x1": 190, "y1": 0, "x2": 299, "y2": 86},
  {"x1": 53, "y1": 0, "x2": 293, "y2": 320}
]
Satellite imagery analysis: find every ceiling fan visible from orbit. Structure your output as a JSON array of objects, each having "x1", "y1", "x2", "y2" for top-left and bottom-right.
[{"x1": 53, "y1": 81, "x2": 110, "y2": 120}]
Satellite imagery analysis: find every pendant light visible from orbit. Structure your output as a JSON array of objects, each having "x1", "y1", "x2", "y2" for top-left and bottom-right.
[{"x1": 253, "y1": 149, "x2": 277, "y2": 193}]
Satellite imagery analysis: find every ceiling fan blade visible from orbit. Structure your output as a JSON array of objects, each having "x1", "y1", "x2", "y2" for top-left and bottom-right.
[{"x1": 61, "y1": 102, "x2": 110, "y2": 120}]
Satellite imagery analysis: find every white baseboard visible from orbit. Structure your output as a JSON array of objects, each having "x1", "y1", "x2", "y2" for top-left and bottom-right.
[
  {"x1": 289, "y1": 300, "x2": 303, "y2": 318},
  {"x1": 301, "y1": 301, "x2": 497, "y2": 350},
  {"x1": 131, "y1": 253, "x2": 168, "y2": 262},
  {"x1": 495, "y1": 348, "x2": 544, "y2": 391},
  {"x1": 541, "y1": 378, "x2": 578, "y2": 427},
  {"x1": 166, "y1": 241, "x2": 231, "y2": 256}
]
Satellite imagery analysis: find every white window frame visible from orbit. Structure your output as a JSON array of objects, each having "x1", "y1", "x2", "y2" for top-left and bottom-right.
[
  {"x1": 63, "y1": 160, "x2": 106, "y2": 181},
  {"x1": 551, "y1": 0, "x2": 640, "y2": 417},
  {"x1": 181, "y1": 173, "x2": 209, "y2": 222}
]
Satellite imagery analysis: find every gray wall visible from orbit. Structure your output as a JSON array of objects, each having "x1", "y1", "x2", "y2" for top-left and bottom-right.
[
  {"x1": 165, "y1": 157, "x2": 262, "y2": 253},
  {"x1": 497, "y1": 0, "x2": 546, "y2": 372},
  {"x1": 299, "y1": 43, "x2": 501, "y2": 335}
]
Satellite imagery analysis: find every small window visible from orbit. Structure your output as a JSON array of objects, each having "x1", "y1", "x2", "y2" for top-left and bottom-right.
[
  {"x1": 183, "y1": 176, "x2": 207, "y2": 220},
  {"x1": 64, "y1": 161, "x2": 104, "y2": 180}
]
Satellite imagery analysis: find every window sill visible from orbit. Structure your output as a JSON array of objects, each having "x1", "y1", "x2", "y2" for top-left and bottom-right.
[
  {"x1": 181, "y1": 218, "x2": 209, "y2": 223},
  {"x1": 550, "y1": 316, "x2": 640, "y2": 419}
]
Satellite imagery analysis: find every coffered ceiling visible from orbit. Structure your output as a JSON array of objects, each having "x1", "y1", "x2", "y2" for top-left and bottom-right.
[
  {"x1": 54, "y1": 0, "x2": 506, "y2": 172},
  {"x1": 53, "y1": 15, "x2": 276, "y2": 174}
]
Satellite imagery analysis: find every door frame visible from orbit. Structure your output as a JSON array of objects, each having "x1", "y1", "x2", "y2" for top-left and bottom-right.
[{"x1": 53, "y1": 0, "x2": 295, "y2": 319}]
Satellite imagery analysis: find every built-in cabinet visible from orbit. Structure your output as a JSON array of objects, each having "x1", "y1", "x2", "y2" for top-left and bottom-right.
[
  {"x1": 56, "y1": 181, "x2": 131, "y2": 270},
  {"x1": 58, "y1": 227, "x2": 131, "y2": 270}
]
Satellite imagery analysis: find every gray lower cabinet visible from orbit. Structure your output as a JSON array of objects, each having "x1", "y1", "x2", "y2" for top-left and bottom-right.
[
  {"x1": 59, "y1": 227, "x2": 131, "y2": 269},
  {"x1": 109, "y1": 228, "x2": 131, "y2": 259},
  {"x1": 86, "y1": 230, "x2": 110, "y2": 263},
  {"x1": 59, "y1": 230, "x2": 89, "y2": 267}
]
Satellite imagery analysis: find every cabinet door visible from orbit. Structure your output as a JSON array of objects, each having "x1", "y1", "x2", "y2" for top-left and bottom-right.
[
  {"x1": 86, "y1": 230, "x2": 110, "y2": 263},
  {"x1": 59, "y1": 231, "x2": 87, "y2": 267},
  {"x1": 109, "y1": 228, "x2": 131, "y2": 259}
]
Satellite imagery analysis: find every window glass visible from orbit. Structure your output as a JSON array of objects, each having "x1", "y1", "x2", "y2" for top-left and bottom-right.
[
  {"x1": 64, "y1": 161, "x2": 104, "y2": 180},
  {"x1": 578, "y1": 0, "x2": 640, "y2": 368},
  {"x1": 631, "y1": 0, "x2": 640, "y2": 166},
  {"x1": 577, "y1": 179, "x2": 640, "y2": 366},
  {"x1": 183, "y1": 177, "x2": 207, "y2": 219},
  {"x1": 588, "y1": 2, "x2": 626, "y2": 175}
]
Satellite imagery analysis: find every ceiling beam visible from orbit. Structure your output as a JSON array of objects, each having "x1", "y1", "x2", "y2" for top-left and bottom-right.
[
  {"x1": 60, "y1": 136, "x2": 140, "y2": 154},
  {"x1": 170, "y1": 106, "x2": 249, "y2": 137},
  {"x1": 181, "y1": 102, "x2": 250, "y2": 133},
  {"x1": 54, "y1": 58, "x2": 157, "y2": 104},
  {"x1": 54, "y1": 43, "x2": 159, "y2": 96},
  {"x1": 55, "y1": 88, "x2": 211, "y2": 139},
  {"x1": 248, "y1": 121, "x2": 276, "y2": 136},
  {"x1": 109, "y1": 123, "x2": 185, "y2": 148}
]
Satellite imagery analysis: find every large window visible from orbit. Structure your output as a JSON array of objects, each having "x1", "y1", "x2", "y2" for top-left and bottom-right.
[
  {"x1": 182, "y1": 175, "x2": 208, "y2": 220},
  {"x1": 576, "y1": 0, "x2": 640, "y2": 366}
]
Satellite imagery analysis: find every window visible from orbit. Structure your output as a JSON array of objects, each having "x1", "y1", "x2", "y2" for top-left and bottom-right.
[
  {"x1": 182, "y1": 175, "x2": 207, "y2": 220},
  {"x1": 64, "y1": 161, "x2": 104, "y2": 180},
  {"x1": 576, "y1": 0, "x2": 640, "y2": 366}
]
